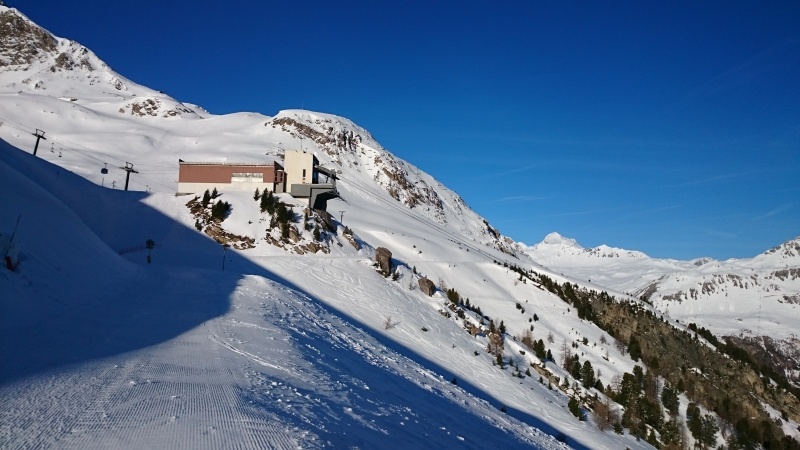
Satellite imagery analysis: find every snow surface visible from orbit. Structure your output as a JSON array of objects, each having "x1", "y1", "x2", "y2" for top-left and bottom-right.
[{"x1": 2, "y1": 5, "x2": 797, "y2": 448}]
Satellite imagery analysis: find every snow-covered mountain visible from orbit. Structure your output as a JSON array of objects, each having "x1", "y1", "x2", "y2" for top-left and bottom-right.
[
  {"x1": 525, "y1": 232, "x2": 800, "y2": 384},
  {"x1": 2, "y1": 5, "x2": 798, "y2": 449}
]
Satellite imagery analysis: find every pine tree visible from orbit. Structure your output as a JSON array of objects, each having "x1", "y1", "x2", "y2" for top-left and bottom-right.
[
  {"x1": 253, "y1": 188, "x2": 260, "y2": 201},
  {"x1": 211, "y1": 200, "x2": 231, "y2": 221},
  {"x1": 581, "y1": 360, "x2": 596, "y2": 388},
  {"x1": 260, "y1": 190, "x2": 274, "y2": 213},
  {"x1": 628, "y1": 335, "x2": 642, "y2": 362},
  {"x1": 661, "y1": 383, "x2": 679, "y2": 416},
  {"x1": 280, "y1": 222, "x2": 290, "y2": 240},
  {"x1": 211, "y1": 187, "x2": 219, "y2": 198},
  {"x1": 568, "y1": 397, "x2": 583, "y2": 420},
  {"x1": 699, "y1": 414, "x2": 718, "y2": 449},
  {"x1": 686, "y1": 402, "x2": 702, "y2": 438},
  {"x1": 202, "y1": 189, "x2": 211, "y2": 208}
]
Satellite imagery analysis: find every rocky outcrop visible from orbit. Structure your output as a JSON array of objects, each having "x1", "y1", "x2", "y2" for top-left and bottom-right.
[
  {"x1": 418, "y1": 277, "x2": 436, "y2": 296},
  {"x1": 0, "y1": 8, "x2": 57, "y2": 67},
  {"x1": 314, "y1": 209, "x2": 337, "y2": 233},
  {"x1": 375, "y1": 247, "x2": 392, "y2": 277}
]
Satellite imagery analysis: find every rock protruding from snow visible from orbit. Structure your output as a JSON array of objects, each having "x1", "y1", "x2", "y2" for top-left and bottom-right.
[
  {"x1": 418, "y1": 277, "x2": 436, "y2": 296},
  {"x1": 375, "y1": 247, "x2": 392, "y2": 277}
]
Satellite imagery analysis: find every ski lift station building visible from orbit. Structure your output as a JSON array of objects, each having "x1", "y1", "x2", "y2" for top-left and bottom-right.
[{"x1": 178, "y1": 150, "x2": 338, "y2": 210}]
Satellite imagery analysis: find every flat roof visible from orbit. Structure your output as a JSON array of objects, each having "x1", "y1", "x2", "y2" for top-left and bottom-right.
[{"x1": 178, "y1": 161, "x2": 280, "y2": 167}]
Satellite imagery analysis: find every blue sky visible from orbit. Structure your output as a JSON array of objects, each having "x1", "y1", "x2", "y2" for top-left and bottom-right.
[{"x1": 16, "y1": 0, "x2": 800, "y2": 259}]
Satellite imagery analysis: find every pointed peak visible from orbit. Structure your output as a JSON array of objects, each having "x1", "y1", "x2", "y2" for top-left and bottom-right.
[{"x1": 541, "y1": 232, "x2": 582, "y2": 249}]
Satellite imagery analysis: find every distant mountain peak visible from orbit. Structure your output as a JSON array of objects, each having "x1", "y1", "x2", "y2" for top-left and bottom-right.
[
  {"x1": 540, "y1": 231, "x2": 582, "y2": 248},
  {"x1": 761, "y1": 236, "x2": 800, "y2": 260}
]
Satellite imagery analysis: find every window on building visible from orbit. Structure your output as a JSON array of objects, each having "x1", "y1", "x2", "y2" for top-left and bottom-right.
[{"x1": 231, "y1": 172, "x2": 264, "y2": 183}]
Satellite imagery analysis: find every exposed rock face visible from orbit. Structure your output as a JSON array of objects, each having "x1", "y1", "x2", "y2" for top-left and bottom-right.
[
  {"x1": 375, "y1": 247, "x2": 392, "y2": 277},
  {"x1": 314, "y1": 209, "x2": 337, "y2": 233},
  {"x1": 0, "y1": 8, "x2": 57, "y2": 67},
  {"x1": 418, "y1": 277, "x2": 436, "y2": 296}
]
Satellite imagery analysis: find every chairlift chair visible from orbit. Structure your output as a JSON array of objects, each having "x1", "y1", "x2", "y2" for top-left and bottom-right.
[{"x1": 101, "y1": 163, "x2": 108, "y2": 174}]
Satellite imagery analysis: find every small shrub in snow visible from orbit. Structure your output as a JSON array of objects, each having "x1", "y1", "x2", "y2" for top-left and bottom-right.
[{"x1": 520, "y1": 329, "x2": 534, "y2": 350}]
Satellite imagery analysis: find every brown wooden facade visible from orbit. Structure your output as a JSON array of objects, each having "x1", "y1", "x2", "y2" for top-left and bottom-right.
[{"x1": 177, "y1": 161, "x2": 285, "y2": 194}]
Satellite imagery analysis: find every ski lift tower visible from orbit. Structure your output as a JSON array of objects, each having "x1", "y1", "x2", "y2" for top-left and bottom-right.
[
  {"x1": 119, "y1": 162, "x2": 139, "y2": 191},
  {"x1": 32, "y1": 129, "x2": 46, "y2": 156}
]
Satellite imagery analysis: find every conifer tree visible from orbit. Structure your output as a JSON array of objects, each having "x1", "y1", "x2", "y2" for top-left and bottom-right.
[
  {"x1": 699, "y1": 415, "x2": 718, "y2": 449},
  {"x1": 253, "y1": 188, "x2": 260, "y2": 201},
  {"x1": 581, "y1": 360, "x2": 595, "y2": 388},
  {"x1": 628, "y1": 335, "x2": 642, "y2": 362},
  {"x1": 260, "y1": 190, "x2": 274, "y2": 213},
  {"x1": 202, "y1": 189, "x2": 211, "y2": 207},
  {"x1": 661, "y1": 383, "x2": 679, "y2": 416},
  {"x1": 568, "y1": 397, "x2": 583, "y2": 420},
  {"x1": 211, "y1": 200, "x2": 231, "y2": 221}
]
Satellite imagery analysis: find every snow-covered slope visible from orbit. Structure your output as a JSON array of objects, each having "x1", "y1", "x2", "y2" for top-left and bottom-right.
[
  {"x1": 2, "y1": 5, "x2": 798, "y2": 448},
  {"x1": 0, "y1": 6, "x2": 662, "y2": 449},
  {"x1": 1, "y1": 141, "x2": 571, "y2": 449}
]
